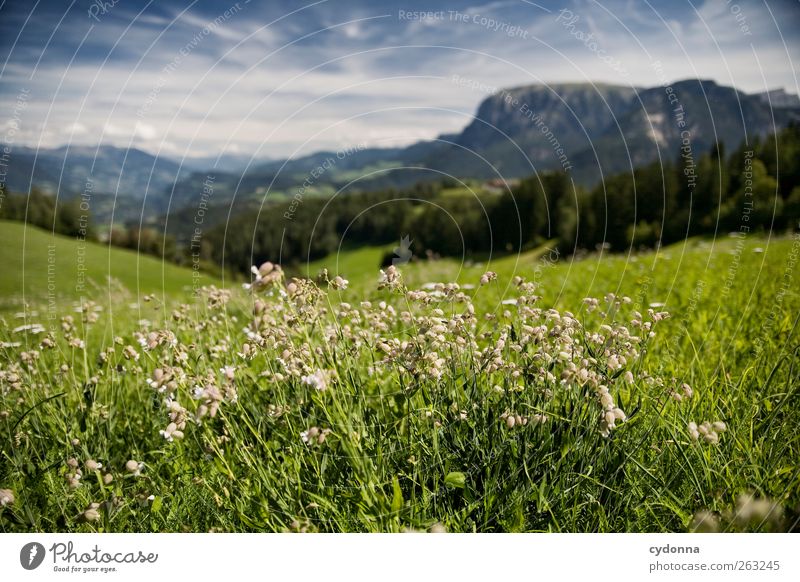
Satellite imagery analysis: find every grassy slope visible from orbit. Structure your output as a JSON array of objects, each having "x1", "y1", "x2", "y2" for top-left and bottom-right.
[
  {"x1": 1, "y1": 228, "x2": 798, "y2": 532},
  {"x1": 0, "y1": 220, "x2": 218, "y2": 310},
  {"x1": 311, "y1": 233, "x2": 799, "y2": 395}
]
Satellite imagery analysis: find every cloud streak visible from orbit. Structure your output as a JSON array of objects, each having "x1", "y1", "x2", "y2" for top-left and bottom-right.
[{"x1": 1, "y1": 0, "x2": 798, "y2": 160}]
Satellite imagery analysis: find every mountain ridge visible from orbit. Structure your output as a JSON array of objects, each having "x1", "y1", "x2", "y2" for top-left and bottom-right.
[{"x1": 4, "y1": 79, "x2": 799, "y2": 225}]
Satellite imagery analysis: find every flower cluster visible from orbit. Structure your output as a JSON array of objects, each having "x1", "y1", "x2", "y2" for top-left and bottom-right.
[
  {"x1": 300, "y1": 426, "x2": 331, "y2": 445},
  {"x1": 0, "y1": 260, "x2": 700, "y2": 532},
  {"x1": 688, "y1": 420, "x2": 727, "y2": 444},
  {"x1": 377, "y1": 265, "x2": 403, "y2": 291},
  {"x1": 245, "y1": 261, "x2": 284, "y2": 292},
  {"x1": 0, "y1": 488, "x2": 14, "y2": 507}
]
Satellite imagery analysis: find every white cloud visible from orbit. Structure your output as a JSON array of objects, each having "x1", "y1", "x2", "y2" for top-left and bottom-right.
[
  {"x1": 2, "y1": 0, "x2": 798, "y2": 158},
  {"x1": 61, "y1": 122, "x2": 88, "y2": 136}
]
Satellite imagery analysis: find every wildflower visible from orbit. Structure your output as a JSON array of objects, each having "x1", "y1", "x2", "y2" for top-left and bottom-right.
[
  {"x1": 479, "y1": 271, "x2": 497, "y2": 285},
  {"x1": 220, "y1": 366, "x2": 236, "y2": 381},
  {"x1": 193, "y1": 384, "x2": 223, "y2": 419},
  {"x1": 85, "y1": 459, "x2": 102, "y2": 472},
  {"x1": 125, "y1": 460, "x2": 143, "y2": 476},
  {"x1": 65, "y1": 465, "x2": 82, "y2": 488},
  {"x1": 378, "y1": 265, "x2": 403, "y2": 291},
  {"x1": 728, "y1": 493, "x2": 784, "y2": 530},
  {"x1": 671, "y1": 382, "x2": 694, "y2": 402},
  {"x1": 68, "y1": 337, "x2": 85, "y2": 349},
  {"x1": 160, "y1": 422, "x2": 185, "y2": 442},
  {"x1": 122, "y1": 345, "x2": 139, "y2": 361},
  {"x1": 330, "y1": 276, "x2": 349, "y2": 290},
  {"x1": 0, "y1": 488, "x2": 14, "y2": 507},
  {"x1": 83, "y1": 503, "x2": 101, "y2": 522},
  {"x1": 301, "y1": 369, "x2": 330, "y2": 392},
  {"x1": 246, "y1": 262, "x2": 284, "y2": 292},
  {"x1": 688, "y1": 420, "x2": 725, "y2": 444},
  {"x1": 12, "y1": 323, "x2": 46, "y2": 334},
  {"x1": 301, "y1": 426, "x2": 331, "y2": 445}
]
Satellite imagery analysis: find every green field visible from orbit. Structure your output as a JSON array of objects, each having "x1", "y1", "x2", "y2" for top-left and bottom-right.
[
  {"x1": 1, "y1": 224, "x2": 798, "y2": 532},
  {"x1": 0, "y1": 220, "x2": 219, "y2": 311}
]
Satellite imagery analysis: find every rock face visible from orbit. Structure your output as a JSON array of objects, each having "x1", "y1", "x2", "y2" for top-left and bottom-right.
[
  {"x1": 431, "y1": 79, "x2": 800, "y2": 183},
  {"x1": 455, "y1": 83, "x2": 639, "y2": 171}
]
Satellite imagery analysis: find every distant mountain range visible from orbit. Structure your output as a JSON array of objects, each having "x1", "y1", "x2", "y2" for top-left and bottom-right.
[{"x1": 5, "y1": 79, "x2": 799, "y2": 226}]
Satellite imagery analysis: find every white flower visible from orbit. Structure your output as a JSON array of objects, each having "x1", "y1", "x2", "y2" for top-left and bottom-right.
[
  {"x1": 220, "y1": 366, "x2": 236, "y2": 381},
  {"x1": 479, "y1": 271, "x2": 497, "y2": 285},
  {"x1": 159, "y1": 422, "x2": 184, "y2": 442},
  {"x1": 330, "y1": 276, "x2": 349, "y2": 290},
  {"x1": 0, "y1": 488, "x2": 14, "y2": 506},
  {"x1": 85, "y1": 460, "x2": 102, "y2": 471},
  {"x1": 13, "y1": 323, "x2": 46, "y2": 334},
  {"x1": 301, "y1": 369, "x2": 329, "y2": 391},
  {"x1": 125, "y1": 460, "x2": 143, "y2": 476},
  {"x1": 83, "y1": 504, "x2": 101, "y2": 522}
]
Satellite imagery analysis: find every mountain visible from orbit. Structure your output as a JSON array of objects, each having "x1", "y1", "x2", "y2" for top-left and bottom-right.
[
  {"x1": 431, "y1": 82, "x2": 641, "y2": 179},
  {"x1": 3, "y1": 145, "x2": 187, "y2": 198},
  {"x1": 168, "y1": 79, "x2": 800, "y2": 211},
  {"x1": 418, "y1": 79, "x2": 800, "y2": 184},
  {"x1": 1, "y1": 145, "x2": 272, "y2": 224},
  {"x1": 566, "y1": 79, "x2": 800, "y2": 183},
  {"x1": 183, "y1": 152, "x2": 272, "y2": 174},
  {"x1": 1, "y1": 145, "x2": 193, "y2": 224},
  {"x1": 8, "y1": 80, "x2": 800, "y2": 228}
]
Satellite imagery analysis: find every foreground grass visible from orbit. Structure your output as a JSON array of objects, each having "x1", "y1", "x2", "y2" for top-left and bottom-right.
[{"x1": 1, "y1": 232, "x2": 799, "y2": 532}]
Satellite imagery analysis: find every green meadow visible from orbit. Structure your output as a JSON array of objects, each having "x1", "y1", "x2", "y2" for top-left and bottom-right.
[{"x1": 1, "y1": 221, "x2": 798, "y2": 532}]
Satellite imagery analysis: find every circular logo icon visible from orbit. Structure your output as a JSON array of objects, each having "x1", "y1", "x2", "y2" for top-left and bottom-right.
[{"x1": 20, "y1": 542, "x2": 46, "y2": 570}]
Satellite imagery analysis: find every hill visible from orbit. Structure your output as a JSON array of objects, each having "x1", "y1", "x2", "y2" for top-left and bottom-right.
[{"x1": 0, "y1": 220, "x2": 219, "y2": 310}]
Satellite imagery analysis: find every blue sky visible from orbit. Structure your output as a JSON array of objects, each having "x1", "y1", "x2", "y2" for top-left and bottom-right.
[{"x1": 1, "y1": 0, "x2": 799, "y2": 160}]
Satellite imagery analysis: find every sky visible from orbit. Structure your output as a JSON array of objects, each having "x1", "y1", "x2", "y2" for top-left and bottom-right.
[{"x1": 1, "y1": 0, "x2": 799, "y2": 161}]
